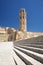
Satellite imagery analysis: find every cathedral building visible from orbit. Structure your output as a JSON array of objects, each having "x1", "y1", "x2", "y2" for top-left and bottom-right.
[{"x1": 0, "y1": 8, "x2": 43, "y2": 41}]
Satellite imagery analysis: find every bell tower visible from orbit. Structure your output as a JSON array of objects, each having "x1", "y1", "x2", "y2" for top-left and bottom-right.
[{"x1": 19, "y1": 8, "x2": 27, "y2": 32}]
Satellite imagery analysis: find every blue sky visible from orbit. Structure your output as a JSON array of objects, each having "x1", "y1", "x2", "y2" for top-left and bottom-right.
[{"x1": 0, "y1": 0, "x2": 43, "y2": 32}]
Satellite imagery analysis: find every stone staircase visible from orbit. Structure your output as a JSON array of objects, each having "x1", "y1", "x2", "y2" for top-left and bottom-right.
[
  {"x1": 0, "y1": 41, "x2": 43, "y2": 65},
  {"x1": 13, "y1": 40, "x2": 43, "y2": 65}
]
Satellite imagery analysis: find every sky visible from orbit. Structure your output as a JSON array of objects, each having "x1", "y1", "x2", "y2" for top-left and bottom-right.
[{"x1": 0, "y1": 0, "x2": 43, "y2": 32}]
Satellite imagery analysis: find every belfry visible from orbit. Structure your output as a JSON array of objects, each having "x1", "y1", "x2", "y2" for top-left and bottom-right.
[{"x1": 19, "y1": 8, "x2": 27, "y2": 32}]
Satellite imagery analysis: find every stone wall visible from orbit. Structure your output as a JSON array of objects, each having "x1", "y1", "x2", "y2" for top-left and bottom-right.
[
  {"x1": 0, "y1": 33, "x2": 8, "y2": 41},
  {"x1": 0, "y1": 27, "x2": 43, "y2": 41},
  {"x1": 27, "y1": 32, "x2": 43, "y2": 38},
  {"x1": 0, "y1": 27, "x2": 16, "y2": 41}
]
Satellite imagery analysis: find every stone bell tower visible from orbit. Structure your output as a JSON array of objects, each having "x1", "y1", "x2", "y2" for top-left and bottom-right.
[{"x1": 19, "y1": 8, "x2": 27, "y2": 32}]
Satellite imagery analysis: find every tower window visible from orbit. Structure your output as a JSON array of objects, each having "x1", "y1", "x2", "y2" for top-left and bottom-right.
[
  {"x1": 20, "y1": 17, "x2": 21, "y2": 19},
  {"x1": 23, "y1": 10, "x2": 24, "y2": 12},
  {"x1": 23, "y1": 16, "x2": 24, "y2": 19}
]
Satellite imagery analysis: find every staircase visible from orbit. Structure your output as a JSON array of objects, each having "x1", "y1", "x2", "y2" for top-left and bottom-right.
[
  {"x1": 13, "y1": 40, "x2": 43, "y2": 65},
  {"x1": 0, "y1": 41, "x2": 43, "y2": 65}
]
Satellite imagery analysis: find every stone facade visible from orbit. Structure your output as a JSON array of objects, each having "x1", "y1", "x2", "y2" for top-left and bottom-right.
[
  {"x1": 0, "y1": 27, "x2": 16, "y2": 41},
  {"x1": 0, "y1": 27, "x2": 8, "y2": 41},
  {"x1": 0, "y1": 26, "x2": 43, "y2": 41},
  {"x1": 0, "y1": 8, "x2": 43, "y2": 41}
]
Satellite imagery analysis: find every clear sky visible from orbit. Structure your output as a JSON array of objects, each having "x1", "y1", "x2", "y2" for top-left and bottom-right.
[{"x1": 0, "y1": 0, "x2": 43, "y2": 32}]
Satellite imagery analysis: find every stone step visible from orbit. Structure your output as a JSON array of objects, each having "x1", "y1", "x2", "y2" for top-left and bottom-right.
[
  {"x1": 21, "y1": 44, "x2": 43, "y2": 49},
  {"x1": 17, "y1": 46, "x2": 43, "y2": 54},
  {"x1": 12, "y1": 50, "x2": 26, "y2": 65},
  {"x1": 13, "y1": 49, "x2": 32, "y2": 65},
  {"x1": 14, "y1": 48, "x2": 43, "y2": 65},
  {"x1": 14, "y1": 43, "x2": 43, "y2": 49},
  {"x1": 19, "y1": 43, "x2": 43, "y2": 45},
  {"x1": 14, "y1": 46, "x2": 43, "y2": 64}
]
